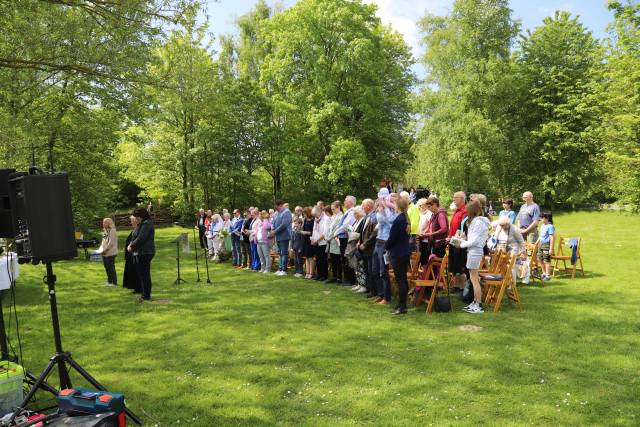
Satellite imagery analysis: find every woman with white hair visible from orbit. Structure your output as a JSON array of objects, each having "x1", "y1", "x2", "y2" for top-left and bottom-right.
[
  {"x1": 97, "y1": 217, "x2": 118, "y2": 287},
  {"x1": 346, "y1": 206, "x2": 367, "y2": 292},
  {"x1": 207, "y1": 214, "x2": 222, "y2": 261},
  {"x1": 491, "y1": 215, "x2": 526, "y2": 284},
  {"x1": 221, "y1": 212, "x2": 232, "y2": 255}
]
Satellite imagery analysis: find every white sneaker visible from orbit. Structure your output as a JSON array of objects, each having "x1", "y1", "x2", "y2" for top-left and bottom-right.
[
  {"x1": 262, "y1": 270, "x2": 270, "y2": 274},
  {"x1": 464, "y1": 302, "x2": 484, "y2": 314},
  {"x1": 356, "y1": 286, "x2": 368, "y2": 294},
  {"x1": 294, "y1": 273, "x2": 303, "y2": 278},
  {"x1": 276, "y1": 271, "x2": 286, "y2": 276},
  {"x1": 351, "y1": 285, "x2": 360, "y2": 291}
]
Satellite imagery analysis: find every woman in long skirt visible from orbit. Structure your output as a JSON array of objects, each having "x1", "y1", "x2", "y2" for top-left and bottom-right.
[{"x1": 123, "y1": 215, "x2": 141, "y2": 294}]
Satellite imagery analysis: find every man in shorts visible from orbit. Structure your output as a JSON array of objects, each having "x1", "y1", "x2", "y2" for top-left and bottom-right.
[{"x1": 447, "y1": 191, "x2": 468, "y2": 291}]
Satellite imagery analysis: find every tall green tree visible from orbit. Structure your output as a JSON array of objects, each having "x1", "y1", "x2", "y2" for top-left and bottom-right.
[
  {"x1": 516, "y1": 11, "x2": 603, "y2": 206},
  {"x1": 259, "y1": 0, "x2": 415, "y2": 199},
  {"x1": 598, "y1": 1, "x2": 640, "y2": 205},
  {"x1": 0, "y1": 0, "x2": 191, "y2": 228},
  {"x1": 118, "y1": 17, "x2": 216, "y2": 218},
  {"x1": 413, "y1": 0, "x2": 520, "y2": 197}
]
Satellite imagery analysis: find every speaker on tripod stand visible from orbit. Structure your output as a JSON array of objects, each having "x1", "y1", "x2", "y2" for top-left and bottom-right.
[
  {"x1": 5, "y1": 171, "x2": 141, "y2": 425},
  {"x1": 8, "y1": 172, "x2": 77, "y2": 264}
]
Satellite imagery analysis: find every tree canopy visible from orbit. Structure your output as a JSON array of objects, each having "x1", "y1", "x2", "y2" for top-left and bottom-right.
[{"x1": 1, "y1": 0, "x2": 638, "y2": 229}]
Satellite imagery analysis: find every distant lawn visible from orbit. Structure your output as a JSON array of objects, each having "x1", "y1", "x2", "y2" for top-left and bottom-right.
[{"x1": 9, "y1": 211, "x2": 639, "y2": 426}]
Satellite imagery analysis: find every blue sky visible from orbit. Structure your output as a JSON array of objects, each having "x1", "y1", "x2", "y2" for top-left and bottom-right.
[{"x1": 202, "y1": 0, "x2": 614, "y2": 76}]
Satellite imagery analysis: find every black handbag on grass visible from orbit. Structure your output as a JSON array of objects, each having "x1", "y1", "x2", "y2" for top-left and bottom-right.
[{"x1": 434, "y1": 279, "x2": 451, "y2": 312}]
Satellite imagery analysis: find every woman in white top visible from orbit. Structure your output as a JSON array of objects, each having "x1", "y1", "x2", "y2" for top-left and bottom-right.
[
  {"x1": 452, "y1": 200, "x2": 490, "y2": 314},
  {"x1": 325, "y1": 202, "x2": 344, "y2": 283},
  {"x1": 208, "y1": 214, "x2": 223, "y2": 261},
  {"x1": 97, "y1": 218, "x2": 118, "y2": 287},
  {"x1": 311, "y1": 206, "x2": 330, "y2": 281}
]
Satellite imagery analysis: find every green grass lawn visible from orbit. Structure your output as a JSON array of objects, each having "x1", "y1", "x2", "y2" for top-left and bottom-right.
[{"x1": 8, "y1": 211, "x2": 639, "y2": 426}]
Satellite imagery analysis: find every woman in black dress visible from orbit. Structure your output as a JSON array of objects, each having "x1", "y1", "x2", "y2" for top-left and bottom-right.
[
  {"x1": 301, "y1": 207, "x2": 315, "y2": 279},
  {"x1": 122, "y1": 215, "x2": 141, "y2": 294},
  {"x1": 127, "y1": 208, "x2": 156, "y2": 302}
]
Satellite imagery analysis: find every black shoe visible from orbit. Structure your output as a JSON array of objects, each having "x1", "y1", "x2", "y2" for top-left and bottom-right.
[
  {"x1": 335, "y1": 279, "x2": 342, "y2": 285},
  {"x1": 367, "y1": 294, "x2": 378, "y2": 299},
  {"x1": 392, "y1": 307, "x2": 407, "y2": 315}
]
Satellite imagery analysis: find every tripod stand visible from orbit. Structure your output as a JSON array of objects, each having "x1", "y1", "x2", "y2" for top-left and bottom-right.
[
  {"x1": 202, "y1": 247, "x2": 212, "y2": 284},
  {"x1": 173, "y1": 234, "x2": 187, "y2": 285},
  {"x1": 192, "y1": 228, "x2": 201, "y2": 283},
  {"x1": 1, "y1": 249, "x2": 59, "y2": 400},
  {"x1": 9, "y1": 262, "x2": 142, "y2": 425}
]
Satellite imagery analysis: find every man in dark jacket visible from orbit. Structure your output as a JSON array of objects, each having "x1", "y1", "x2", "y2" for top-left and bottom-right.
[
  {"x1": 128, "y1": 207, "x2": 155, "y2": 302},
  {"x1": 195, "y1": 208, "x2": 206, "y2": 249},
  {"x1": 358, "y1": 199, "x2": 378, "y2": 297},
  {"x1": 271, "y1": 200, "x2": 292, "y2": 276}
]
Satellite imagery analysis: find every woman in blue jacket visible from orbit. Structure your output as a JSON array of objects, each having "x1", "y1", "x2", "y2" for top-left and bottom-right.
[{"x1": 385, "y1": 198, "x2": 412, "y2": 315}]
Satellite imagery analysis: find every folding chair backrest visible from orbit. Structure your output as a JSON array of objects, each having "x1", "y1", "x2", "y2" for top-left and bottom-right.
[
  {"x1": 409, "y1": 252, "x2": 422, "y2": 280},
  {"x1": 437, "y1": 255, "x2": 449, "y2": 289}
]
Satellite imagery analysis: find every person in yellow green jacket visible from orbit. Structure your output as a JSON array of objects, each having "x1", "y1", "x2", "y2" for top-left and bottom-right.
[{"x1": 401, "y1": 191, "x2": 420, "y2": 251}]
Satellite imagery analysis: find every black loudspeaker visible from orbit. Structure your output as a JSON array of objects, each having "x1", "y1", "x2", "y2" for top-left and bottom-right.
[
  {"x1": 0, "y1": 169, "x2": 16, "y2": 238},
  {"x1": 8, "y1": 173, "x2": 77, "y2": 264}
]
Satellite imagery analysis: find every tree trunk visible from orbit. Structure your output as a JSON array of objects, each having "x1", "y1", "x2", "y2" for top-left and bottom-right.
[
  {"x1": 181, "y1": 133, "x2": 189, "y2": 211},
  {"x1": 272, "y1": 164, "x2": 281, "y2": 201},
  {"x1": 47, "y1": 80, "x2": 69, "y2": 172}
]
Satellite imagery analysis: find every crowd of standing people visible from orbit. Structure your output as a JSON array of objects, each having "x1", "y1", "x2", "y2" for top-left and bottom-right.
[
  {"x1": 189, "y1": 184, "x2": 554, "y2": 315},
  {"x1": 94, "y1": 185, "x2": 555, "y2": 312}
]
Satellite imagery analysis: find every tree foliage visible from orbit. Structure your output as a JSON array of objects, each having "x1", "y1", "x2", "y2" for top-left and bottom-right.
[
  {"x1": 2, "y1": 0, "x2": 639, "y2": 230},
  {"x1": 411, "y1": 0, "x2": 632, "y2": 208}
]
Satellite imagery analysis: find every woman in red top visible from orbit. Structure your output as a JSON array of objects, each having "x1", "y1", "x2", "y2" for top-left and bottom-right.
[
  {"x1": 448, "y1": 192, "x2": 468, "y2": 290},
  {"x1": 424, "y1": 196, "x2": 449, "y2": 258}
]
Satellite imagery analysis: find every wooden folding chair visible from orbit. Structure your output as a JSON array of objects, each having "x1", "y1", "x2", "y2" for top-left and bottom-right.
[
  {"x1": 482, "y1": 252, "x2": 522, "y2": 313},
  {"x1": 390, "y1": 251, "x2": 421, "y2": 296},
  {"x1": 478, "y1": 248, "x2": 501, "y2": 272},
  {"x1": 480, "y1": 250, "x2": 504, "y2": 277},
  {"x1": 551, "y1": 237, "x2": 584, "y2": 279},
  {"x1": 410, "y1": 253, "x2": 449, "y2": 313},
  {"x1": 525, "y1": 241, "x2": 543, "y2": 286},
  {"x1": 406, "y1": 252, "x2": 422, "y2": 293},
  {"x1": 409, "y1": 257, "x2": 437, "y2": 306},
  {"x1": 270, "y1": 251, "x2": 279, "y2": 270}
]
